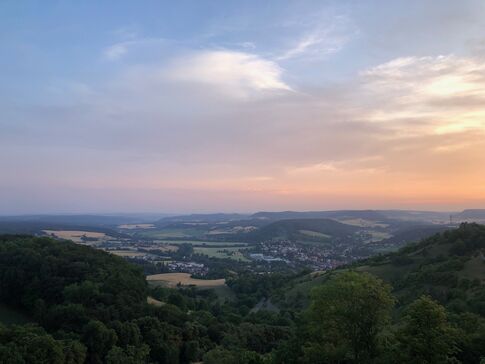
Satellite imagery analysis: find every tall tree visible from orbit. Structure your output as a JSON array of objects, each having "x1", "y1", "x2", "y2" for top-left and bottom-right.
[
  {"x1": 304, "y1": 271, "x2": 395, "y2": 363},
  {"x1": 396, "y1": 295, "x2": 458, "y2": 363}
]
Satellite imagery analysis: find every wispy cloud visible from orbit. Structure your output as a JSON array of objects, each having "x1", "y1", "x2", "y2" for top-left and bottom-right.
[
  {"x1": 103, "y1": 42, "x2": 130, "y2": 60},
  {"x1": 112, "y1": 25, "x2": 139, "y2": 41},
  {"x1": 287, "y1": 162, "x2": 338, "y2": 174},
  {"x1": 102, "y1": 37, "x2": 167, "y2": 61},
  {"x1": 277, "y1": 15, "x2": 356, "y2": 61},
  {"x1": 5, "y1": 1, "x2": 485, "y2": 212},
  {"x1": 5, "y1": 48, "x2": 485, "y2": 211},
  {"x1": 277, "y1": 29, "x2": 348, "y2": 61},
  {"x1": 165, "y1": 50, "x2": 292, "y2": 98}
]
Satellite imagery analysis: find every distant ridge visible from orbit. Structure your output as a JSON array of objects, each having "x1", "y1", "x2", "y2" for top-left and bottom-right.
[
  {"x1": 243, "y1": 218, "x2": 360, "y2": 242},
  {"x1": 456, "y1": 209, "x2": 485, "y2": 219},
  {"x1": 0, "y1": 214, "x2": 137, "y2": 226},
  {"x1": 250, "y1": 210, "x2": 387, "y2": 221},
  {"x1": 156, "y1": 213, "x2": 249, "y2": 225}
]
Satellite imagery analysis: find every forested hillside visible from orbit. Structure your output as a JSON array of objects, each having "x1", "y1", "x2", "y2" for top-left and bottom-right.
[
  {"x1": 0, "y1": 225, "x2": 484, "y2": 363},
  {"x1": 0, "y1": 235, "x2": 293, "y2": 363},
  {"x1": 276, "y1": 223, "x2": 485, "y2": 363}
]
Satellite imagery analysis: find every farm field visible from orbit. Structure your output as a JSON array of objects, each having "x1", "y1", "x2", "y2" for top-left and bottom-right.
[
  {"x1": 155, "y1": 239, "x2": 248, "y2": 247},
  {"x1": 137, "y1": 228, "x2": 208, "y2": 239},
  {"x1": 108, "y1": 250, "x2": 146, "y2": 257},
  {"x1": 299, "y1": 229, "x2": 331, "y2": 239},
  {"x1": 144, "y1": 245, "x2": 178, "y2": 252},
  {"x1": 43, "y1": 230, "x2": 107, "y2": 243},
  {"x1": 148, "y1": 275, "x2": 234, "y2": 301},
  {"x1": 147, "y1": 273, "x2": 226, "y2": 288},
  {"x1": 194, "y1": 246, "x2": 249, "y2": 261},
  {"x1": 207, "y1": 226, "x2": 257, "y2": 234},
  {"x1": 366, "y1": 231, "x2": 393, "y2": 242},
  {"x1": 336, "y1": 218, "x2": 389, "y2": 228},
  {"x1": 147, "y1": 296, "x2": 164, "y2": 307}
]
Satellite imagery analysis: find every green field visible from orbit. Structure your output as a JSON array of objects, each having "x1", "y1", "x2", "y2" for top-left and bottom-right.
[
  {"x1": 365, "y1": 230, "x2": 393, "y2": 242},
  {"x1": 0, "y1": 303, "x2": 31, "y2": 325},
  {"x1": 194, "y1": 246, "x2": 249, "y2": 261},
  {"x1": 138, "y1": 228, "x2": 205, "y2": 239},
  {"x1": 156, "y1": 240, "x2": 247, "y2": 247},
  {"x1": 298, "y1": 229, "x2": 331, "y2": 239}
]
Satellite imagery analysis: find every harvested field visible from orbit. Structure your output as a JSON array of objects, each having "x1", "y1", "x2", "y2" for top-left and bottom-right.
[
  {"x1": 147, "y1": 273, "x2": 225, "y2": 288},
  {"x1": 43, "y1": 230, "x2": 107, "y2": 243},
  {"x1": 147, "y1": 296, "x2": 164, "y2": 307}
]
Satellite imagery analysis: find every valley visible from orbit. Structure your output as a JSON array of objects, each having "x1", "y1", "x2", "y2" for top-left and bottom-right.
[
  {"x1": 0, "y1": 209, "x2": 467, "y2": 278},
  {"x1": 0, "y1": 222, "x2": 483, "y2": 363}
]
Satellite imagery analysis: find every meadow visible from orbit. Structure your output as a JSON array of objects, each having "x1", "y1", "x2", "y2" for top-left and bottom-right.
[
  {"x1": 194, "y1": 246, "x2": 249, "y2": 261},
  {"x1": 138, "y1": 228, "x2": 208, "y2": 239}
]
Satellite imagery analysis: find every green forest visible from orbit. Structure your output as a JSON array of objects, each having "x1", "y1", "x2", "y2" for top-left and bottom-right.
[{"x1": 1, "y1": 223, "x2": 484, "y2": 363}]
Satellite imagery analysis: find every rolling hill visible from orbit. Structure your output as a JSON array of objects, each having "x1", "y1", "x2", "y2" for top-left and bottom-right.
[
  {"x1": 0, "y1": 221, "x2": 130, "y2": 239},
  {"x1": 250, "y1": 210, "x2": 388, "y2": 222},
  {"x1": 155, "y1": 213, "x2": 249, "y2": 226},
  {"x1": 455, "y1": 209, "x2": 485, "y2": 220},
  {"x1": 281, "y1": 223, "x2": 485, "y2": 314},
  {"x1": 243, "y1": 218, "x2": 360, "y2": 242}
]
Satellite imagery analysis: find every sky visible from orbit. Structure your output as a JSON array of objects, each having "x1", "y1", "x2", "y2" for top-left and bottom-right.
[{"x1": 1, "y1": 0, "x2": 485, "y2": 214}]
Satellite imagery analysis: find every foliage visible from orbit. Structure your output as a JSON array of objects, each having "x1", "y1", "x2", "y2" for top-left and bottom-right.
[
  {"x1": 303, "y1": 271, "x2": 395, "y2": 363},
  {"x1": 0, "y1": 223, "x2": 484, "y2": 363},
  {"x1": 395, "y1": 295, "x2": 458, "y2": 363},
  {"x1": 0, "y1": 323, "x2": 86, "y2": 364},
  {"x1": 0, "y1": 235, "x2": 292, "y2": 363}
]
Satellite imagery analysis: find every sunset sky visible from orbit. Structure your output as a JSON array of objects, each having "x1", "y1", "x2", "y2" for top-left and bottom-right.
[{"x1": 1, "y1": 0, "x2": 485, "y2": 214}]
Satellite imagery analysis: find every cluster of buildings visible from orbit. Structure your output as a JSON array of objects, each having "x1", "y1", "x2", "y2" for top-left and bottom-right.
[
  {"x1": 167, "y1": 261, "x2": 208, "y2": 276},
  {"x1": 252, "y1": 240, "x2": 351, "y2": 271},
  {"x1": 83, "y1": 232, "x2": 366, "y2": 274},
  {"x1": 249, "y1": 253, "x2": 286, "y2": 263}
]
